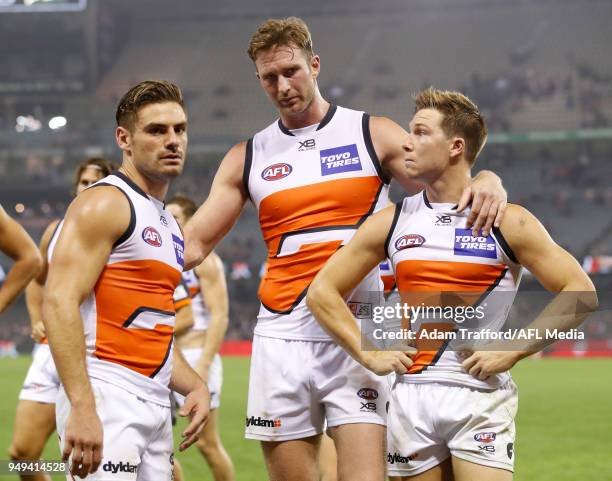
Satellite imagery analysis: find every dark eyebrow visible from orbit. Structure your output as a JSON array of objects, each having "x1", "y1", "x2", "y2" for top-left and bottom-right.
[{"x1": 144, "y1": 122, "x2": 187, "y2": 130}]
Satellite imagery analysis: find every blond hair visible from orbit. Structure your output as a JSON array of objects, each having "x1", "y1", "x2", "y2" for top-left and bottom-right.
[
  {"x1": 248, "y1": 17, "x2": 314, "y2": 62},
  {"x1": 415, "y1": 87, "x2": 487, "y2": 165}
]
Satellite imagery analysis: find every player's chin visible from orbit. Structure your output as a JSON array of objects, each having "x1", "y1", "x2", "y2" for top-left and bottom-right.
[{"x1": 159, "y1": 165, "x2": 183, "y2": 179}]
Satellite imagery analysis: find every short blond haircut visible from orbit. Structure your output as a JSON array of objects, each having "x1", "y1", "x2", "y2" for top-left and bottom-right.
[
  {"x1": 415, "y1": 87, "x2": 487, "y2": 165},
  {"x1": 248, "y1": 17, "x2": 314, "y2": 62}
]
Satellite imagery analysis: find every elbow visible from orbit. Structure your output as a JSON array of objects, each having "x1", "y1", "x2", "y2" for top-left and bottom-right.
[
  {"x1": 25, "y1": 251, "x2": 43, "y2": 279},
  {"x1": 306, "y1": 279, "x2": 325, "y2": 315},
  {"x1": 580, "y1": 277, "x2": 599, "y2": 313}
]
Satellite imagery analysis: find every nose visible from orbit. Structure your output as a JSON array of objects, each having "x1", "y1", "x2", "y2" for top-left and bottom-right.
[
  {"x1": 165, "y1": 130, "x2": 180, "y2": 151},
  {"x1": 402, "y1": 136, "x2": 414, "y2": 153},
  {"x1": 278, "y1": 75, "x2": 291, "y2": 96}
]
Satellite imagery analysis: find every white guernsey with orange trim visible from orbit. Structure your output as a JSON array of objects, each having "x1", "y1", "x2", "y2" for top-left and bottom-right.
[
  {"x1": 385, "y1": 191, "x2": 521, "y2": 475},
  {"x1": 246, "y1": 105, "x2": 389, "y2": 340},
  {"x1": 244, "y1": 105, "x2": 390, "y2": 441},
  {"x1": 62, "y1": 172, "x2": 184, "y2": 406},
  {"x1": 55, "y1": 172, "x2": 184, "y2": 480}
]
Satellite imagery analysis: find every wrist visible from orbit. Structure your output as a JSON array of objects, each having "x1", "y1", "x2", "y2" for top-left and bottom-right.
[{"x1": 69, "y1": 392, "x2": 96, "y2": 411}]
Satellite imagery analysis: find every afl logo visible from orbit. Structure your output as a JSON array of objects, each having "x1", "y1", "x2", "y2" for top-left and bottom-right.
[
  {"x1": 474, "y1": 432, "x2": 496, "y2": 443},
  {"x1": 395, "y1": 234, "x2": 425, "y2": 250},
  {"x1": 261, "y1": 163, "x2": 292, "y2": 181},
  {"x1": 357, "y1": 388, "x2": 379, "y2": 400},
  {"x1": 142, "y1": 227, "x2": 162, "y2": 247}
]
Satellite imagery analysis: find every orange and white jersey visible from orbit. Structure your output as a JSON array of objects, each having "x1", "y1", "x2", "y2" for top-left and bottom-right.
[
  {"x1": 386, "y1": 191, "x2": 522, "y2": 389},
  {"x1": 245, "y1": 105, "x2": 389, "y2": 340},
  {"x1": 180, "y1": 269, "x2": 210, "y2": 331},
  {"x1": 379, "y1": 259, "x2": 396, "y2": 298},
  {"x1": 52, "y1": 172, "x2": 184, "y2": 406},
  {"x1": 173, "y1": 279, "x2": 192, "y2": 311}
]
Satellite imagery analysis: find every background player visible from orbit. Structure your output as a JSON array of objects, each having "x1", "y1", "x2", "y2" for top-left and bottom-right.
[
  {"x1": 43, "y1": 80, "x2": 209, "y2": 479},
  {"x1": 306, "y1": 87, "x2": 598, "y2": 480},
  {"x1": 183, "y1": 17, "x2": 508, "y2": 481},
  {"x1": 167, "y1": 193, "x2": 235, "y2": 481},
  {"x1": 8, "y1": 158, "x2": 114, "y2": 481},
  {"x1": 0, "y1": 205, "x2": 41, "y2": 316}
]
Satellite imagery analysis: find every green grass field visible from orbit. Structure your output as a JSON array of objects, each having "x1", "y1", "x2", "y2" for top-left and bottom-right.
[{"x1": 0, "y1": 356, "x2": 610, "y2": 480}]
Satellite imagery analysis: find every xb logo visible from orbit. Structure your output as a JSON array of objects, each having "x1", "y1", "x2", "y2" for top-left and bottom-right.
[
  {"x1": 436, "y1": 215, "x2": 452, "y2": 225},
  {"x1": 298, "y1": 138, "x2": 316, "y2": 151}
]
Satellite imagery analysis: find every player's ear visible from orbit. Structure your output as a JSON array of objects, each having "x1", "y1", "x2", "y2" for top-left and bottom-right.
[
  {"x1": 310, "y1": 54, "x2": 320, "y2": 79},
  {"x1": 449, "y1": 137, "x2": 465, "y2": 160},
  {"x1": 115, "y1": 126, "x2": 131, "y2": 152}
]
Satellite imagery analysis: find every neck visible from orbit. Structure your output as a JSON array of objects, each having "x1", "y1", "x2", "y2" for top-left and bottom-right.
[
  {"x1": 424, "y1": 164, "x2": 471, "y2": 204},
  {"x1": 119, "y1": 162, "x2": 169, "y2": 201},
  {"x1": 279, "y1": 92, "x2": 330, "y2": 130}
]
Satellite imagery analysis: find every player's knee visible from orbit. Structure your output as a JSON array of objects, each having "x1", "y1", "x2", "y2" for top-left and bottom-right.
[
  {"x1": 196, "y1": 437, "x2": 220, "y2": 458},
  {"x1": 8, "y1": 443, "x2": 34, "y2": 461}
]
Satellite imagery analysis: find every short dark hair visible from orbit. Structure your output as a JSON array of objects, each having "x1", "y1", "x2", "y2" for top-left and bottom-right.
[
  {"x1": 167, "y1": 193, "x2": 197, "y2": 220},
  {"x1": 115, "y1": 80, "x2": 185, "y2": 131},
  {"x1": 73, "y1": 157, "x2": 115, "y2": 190}
]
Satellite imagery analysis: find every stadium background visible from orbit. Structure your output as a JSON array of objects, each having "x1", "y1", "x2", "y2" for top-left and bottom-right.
[{"x1": 0, "y1": 0, "x2": 610, "y2": 479}]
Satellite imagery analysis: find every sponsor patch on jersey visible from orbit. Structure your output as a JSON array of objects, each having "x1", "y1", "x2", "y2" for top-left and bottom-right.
[
  {"x1": 261, "y1": 163, "x2": 292, "y2": 181},
  {"x1": 454, "y1": 229, "x2": 496, "y2": 258},
  {"x1": 474, "y1": 432, "x2": 496, "y2": 443},
  {"x1": 320, "y1": 144, "x2": 362, "y2": 176},
  {"x1": 395, "y1": 234, "x2": 425, "y2": 250},
  {"x1": 172, "y1": 234, "x2": 184, "y2": 267},
  {"x1": 142, "y1": 227, "x2": 162, "y2": 247},
  {"x1": 357, "y1": 388, "x2": 379, "y2": 400}
]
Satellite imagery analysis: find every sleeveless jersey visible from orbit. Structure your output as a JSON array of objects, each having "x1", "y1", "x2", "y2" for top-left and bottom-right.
[
  {"x1": 379, "y1": 259, "x2": 396, "y2": 298},
  {"x1": 386, "y1": 191, "x2": 522, "y2": 389},
  {"x1": 245, "y1": 105, "x2": 389, "y2": 340},
  {"x1": 51, "y1": 172, "x2": 184, "y2": 405},
  {"x1": 173, "y1": 279, "x2": 192, "y2": 311},
  {"x1": 180, "y1": 269, "x2": 210, "y2": 331}
]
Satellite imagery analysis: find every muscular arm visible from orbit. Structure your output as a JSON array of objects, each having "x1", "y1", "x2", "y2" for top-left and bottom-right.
[
  {"x1": 43, "y1": 187, "x2": 128, "y2": 475},
  {"x1": 0, "y1": 205, "x2": 42, "y2": 314},
  {"x1": 44, "y1": 187, "x2": 128, "y2": 407},
  {"x1": 463, "y1": 204, "x2": 598, "y2": 377},
  {"x1": 369, "y1": 115, "x2": 507, "y2": 236},
  {"x1": 195, "y1": 252, "x2": 229, "y2": 378},
  {"x1": 25, "y1": 219, "x2": 59, "y2": 341},
  {"x1": 184, "y1": 142, "x2": 248, "y2": 269},
  {"x1": 307, "y1": 206, "x2": 413, "y2": 374}
]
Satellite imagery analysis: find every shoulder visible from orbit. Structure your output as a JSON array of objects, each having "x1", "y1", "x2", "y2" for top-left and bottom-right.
[
  {"x1": 62, "y1": 186, "x2": 131, "y2": 242},
  {"x1": 359, "y1": 204, "x2": 398, "y2": 238},
  {"x1": 368, "y1": 116, "x2": 407, "y2": 139}
]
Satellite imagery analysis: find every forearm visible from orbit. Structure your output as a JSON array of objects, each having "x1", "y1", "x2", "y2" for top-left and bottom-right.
[
  {"x1": 198, "y1": 314, "x2": 228, "y2": 370},
  {"x1": 307, "y1": 285, "x2": 371, "y2": 366},
  {"x1": 0, "y1": 257, "x2": 41, "y2": 313},
  {"x1": 511, "y1": 286, "x2": 598, "y2": 358},
  {"x1": 25, "y1": 280, "x2": 44, "y2": 326},
  {"x1": 170, "y1": 348, "x2": 206, "y2": 396},
  {"x1": 43, "y1": 293, "x2": 95, "y2": 407}
]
